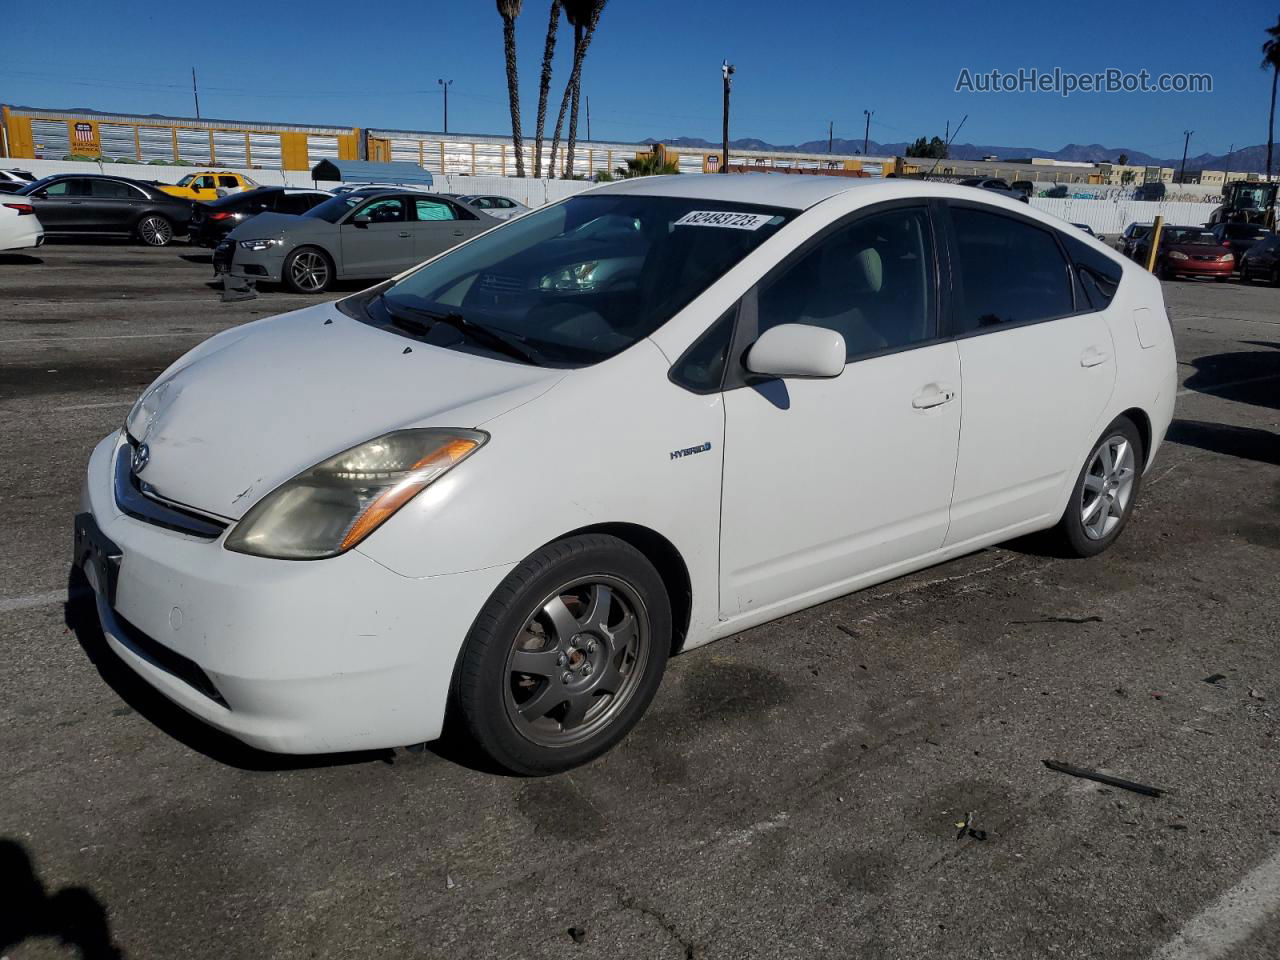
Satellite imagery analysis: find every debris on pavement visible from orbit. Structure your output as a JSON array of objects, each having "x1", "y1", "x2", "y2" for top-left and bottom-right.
[
  {"x1": 1009, "y1": 615, "x2": 1104, "y2": 625},
  {"x1": 953, "y1": 811, "x2": 986, "y2": 840},
  {"x1": 1249, "y1": 688, "x2": 1267, "y2": 701},
  {"x1": 1043, "y1": 759, "x2": 1164, "y2": 798},
  {"x1": 568, "y1": 927, "x2": 587, "y2": 944},
  {"x1": 1203, "y1": 673, "x2": 1227, "y2": 685},
  {"x1": 446, "y1": 874, "x2": 457, "y2": 890}
]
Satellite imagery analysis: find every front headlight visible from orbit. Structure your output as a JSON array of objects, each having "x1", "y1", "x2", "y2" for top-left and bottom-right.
[
  {"x1": 1168, "y1": 250, "x2": 1189, "y2": 261},
  {"x1": 225, "y1": 429, "x2": 487, "y2": 560},
  {"x1": 1218, "y1": 253, "x2": 1234, "y2": 262},
  {"x1": 239, "y1": 238, "x2": 283, "y2": 252},
  {"x1": 539, "y1": 260, "x2": 600, "y2": 292}
]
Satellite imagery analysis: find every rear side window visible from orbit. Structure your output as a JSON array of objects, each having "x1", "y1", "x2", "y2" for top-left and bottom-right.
[
  {"x1": 1061, "y1": 234, "x2": 1122, "y2": 310},
  {"x1": 755, "y1": 206, "x2": 936, "y2": 361},
  {"x1": 217, "y1": 175, "x2": 238, "y2": 188},
  {"x1": 949, "y1": 206, "x2": 1074, "y2": 332},
  {"x1": 277, "y1": 192, "x2": 326, "y2": 215},
  {"x1": 90, "y1": 179, "x2": 140, "y2": 199},
  {"x1": 415, "y1": 198, "x2": 458, "y2": 221}
]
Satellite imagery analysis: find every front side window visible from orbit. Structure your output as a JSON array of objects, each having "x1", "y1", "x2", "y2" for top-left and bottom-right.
[
  {"x1": 195, "y1": 176, "x2": 215, "y2": 189},
  {"x1": 357, "y1": 198, "x2": 406, "y2": 223},
  {"x1": 369, "y1": 193, "x2": 794, "y2": 366},
  {"x1": 414, "y1": 198, "x2": 458, "y2": 221},
  {"x1": 755, "y1": 206, "x2": 936, "y2": 360},
  {"x1": 42, "y1": 178, "x2": 89, "y2": 197},
  {"x1": 949, "y1": 206, "x2": 1074, "y2": 332}
]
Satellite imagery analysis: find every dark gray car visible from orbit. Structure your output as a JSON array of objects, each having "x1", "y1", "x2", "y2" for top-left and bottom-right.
[{"x1": 216, "y1": 189, "x2": 499, "y2": 293}]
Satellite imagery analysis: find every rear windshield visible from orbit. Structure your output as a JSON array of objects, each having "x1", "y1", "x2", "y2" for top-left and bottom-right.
[
  {"x1": 208, "y1": 188, "x2": 274, "y2": 209},
  {"x1": 373, "y1": 193, "x2": 796, "y2": 366}
]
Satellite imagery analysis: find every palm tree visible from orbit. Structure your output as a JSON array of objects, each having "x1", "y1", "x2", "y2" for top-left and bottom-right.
[
  {"x1": 614, "y1": 150, "x2": 680, "y2": 178},
  {"x1": 497, "y1": 0, "x2": 525, "y2": 177},
  {"x1": 550, "y1": 0, "x2": 606, "y2": 178},
  {"x1": 1264, "y1": 15, "x2": 1280, "y2": 181},
  {"x1": 532, "y1": 0, "x2": 561, "y2": 178}
]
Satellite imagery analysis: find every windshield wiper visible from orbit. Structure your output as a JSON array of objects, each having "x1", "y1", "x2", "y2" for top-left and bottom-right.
[{"x1": 379, "y1": 296, "x2": 541, "y2": 365}]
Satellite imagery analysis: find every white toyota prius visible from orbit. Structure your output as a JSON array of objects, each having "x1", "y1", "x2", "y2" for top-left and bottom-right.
[{"x1": 76, "y1": 175, "x2": 1176, "y2": 773}]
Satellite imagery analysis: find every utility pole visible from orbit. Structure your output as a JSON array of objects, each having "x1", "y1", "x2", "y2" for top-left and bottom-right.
[
  {"x1": 828, "y1": 120, "x2": 833, "y2": 154},
  {"x1": 721, "y1": 60, "x2": 735, "y2": 174},
  {"x1": 1226, "y1": 142, "x2": 1235, "y2": 173},
  {"x1": 191, "y1": 67, "x2": 201, "y2": 120},
  {"x1": 945, "y1": 119, "x2": 950, "y2": 144},
  {"x1": 438, "y1": 78, "x2": 453, "y2": 134},
  {"x1": 586, "y1": 95, "x2": 591, "y2": 142},
  {"x1": 863, "y1": 109, "x2": 874, "y2": 156},
  {"x1": 1179, "y1": 129, "x2": 1193, "y2": 184}
]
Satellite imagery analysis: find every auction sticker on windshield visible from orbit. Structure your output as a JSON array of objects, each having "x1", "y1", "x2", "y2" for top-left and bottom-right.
[{"x1": 674, "y1": 210, "x2": 777, "y2": 230}]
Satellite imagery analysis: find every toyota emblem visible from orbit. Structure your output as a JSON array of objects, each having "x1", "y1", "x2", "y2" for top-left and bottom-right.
[{"x1": 131, "y1": 443, "x2": 151, "y2": 475}]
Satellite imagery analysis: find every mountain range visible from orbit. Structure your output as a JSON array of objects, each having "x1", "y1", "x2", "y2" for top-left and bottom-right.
[{"x1": 649, "y1": 136, "x2": 1274, "y2": 173}]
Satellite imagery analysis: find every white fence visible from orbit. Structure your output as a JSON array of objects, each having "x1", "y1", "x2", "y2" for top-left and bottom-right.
[
  {"x1": 1029, "y1": 197, "x2": 1220, "y2": 238},
  {"x1": 10, "y1": 158, "x2": 595, "y2": 207}
]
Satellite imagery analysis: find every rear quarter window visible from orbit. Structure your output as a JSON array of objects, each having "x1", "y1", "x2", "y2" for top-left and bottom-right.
[{"x1": 1061, "y1": 233, "x2": 1123, "y2": 310}]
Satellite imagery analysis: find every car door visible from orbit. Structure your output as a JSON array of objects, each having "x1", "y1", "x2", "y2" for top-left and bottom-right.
[
  {"x1": 339, "y1": 195, "x2": 415, "y2": 277},
  {"x1": 718, "y1": 203, "x2": 962, "y2": 616},
  {"x1": 411, "y1": 196, "x2": 489, "y2": 262},
  {"x1": 32, "y1": 178, "x2": 92, "y2": 231},
  {"x1": 940, "y1": 202, "x2": 1116, "y2": 548},
  {"x1": 84, "y1": 178, "x2": 144, "y2": 233}
]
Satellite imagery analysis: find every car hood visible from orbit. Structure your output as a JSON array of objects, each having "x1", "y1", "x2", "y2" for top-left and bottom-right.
[
  {"x1": 125, "y1": 302, "x2": 562, "y2": 520},
  {"x1": 225, "y1": 211, "x2": 322, "y2": 241},
  {"x1": 1166, "y1": 243, "x2": 1228, "y2": 257}
]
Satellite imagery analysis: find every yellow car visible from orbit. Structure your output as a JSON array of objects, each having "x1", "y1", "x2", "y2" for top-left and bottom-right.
[{"x1": 157, "y1": 171, "x2": 258, "y2": 202}]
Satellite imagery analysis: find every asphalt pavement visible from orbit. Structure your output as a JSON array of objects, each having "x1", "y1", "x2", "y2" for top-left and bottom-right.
[{"x1": 1, "y1": 241, "x2": 1279, "y2": 960}]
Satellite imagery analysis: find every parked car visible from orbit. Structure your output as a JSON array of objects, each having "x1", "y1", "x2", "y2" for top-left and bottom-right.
[
  {"x1": 13, "y1": 174, "x2": 193, "y2": 245},
  {"x1": 1210, "y1": 222, "x2": 1270, "y2": 267},
  {"x1": 214, "y1": 189, "x2": 497, "y2": 293},
  {"x1": 0, "y1": 168, "x2": 37, "y2": 194},
  {"x1": 958, "y1": 176, "x2": 1028, "y2": 203},
  {"x1": 1118, "y1": 222, "x2": 1153, "y2": 259},
  {"x1": 158, "y1": 171, "x2": 258, "y2": 202},
  {"x1": 76, "y1": 176, "x2": 1175, "y2": 773},
  {"x1": 1010, "y1": 180, "x2": 1035, "y2": 200},
  {"x1": 0, "y1": 197, "x2": 44, "y2": 251},
  {"x1": 329, "y1": 182, "x2": 436, "y2": 195},
  {"x1": 1239, "y1": 233, "x2": 1280, "y2": 284},
  {"x1": 190, "y1": 187, "x2": 332, "y2": 247},
  {"x1": 1133, "y1": 225, "x2": 1234, "y2": 280},
  {"x1": 455, "y1": 195, "x2": 530, "y2": 220}
]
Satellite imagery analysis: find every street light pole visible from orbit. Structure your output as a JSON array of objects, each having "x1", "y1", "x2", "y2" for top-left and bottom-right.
[
  {"x1": 863, "y1": 109, "x2": 874, "y2": 156},
  {"x1": 828, "y1": 120, "x2": 833, "y2": 154},
  {"x1": 1179, "y1": 129, "x2": 1193, "y2": 184},
  {"x1": 191, "y1": 68, "x2": 201, "y2": 120},
  {"x1": 721, "y1": 60, "x2": 735, "y2": 174},
  {"x1": 438, "y1": 78, "x2": 453, "y2": 134}
]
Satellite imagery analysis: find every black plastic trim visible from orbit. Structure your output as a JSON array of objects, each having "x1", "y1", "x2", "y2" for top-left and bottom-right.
[
  {"x1": 111, "y1": 610, "x2": 229, "y2": 707},
  {"x1": 114, "y1": 444, "x2": 228, "y2": 540}
]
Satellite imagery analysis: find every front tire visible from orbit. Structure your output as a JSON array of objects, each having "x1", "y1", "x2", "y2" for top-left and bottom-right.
[
  {"x1": 454, "y1": 534, "x2": 671, "y2": 775},
  {"x1": 137, "y1": 214, "x2": 174, "y2": 247},
  {"x1": 282, "y1": 246, "x2": 333, "y2": 294},
  {"x1": 1052, "y1": 416, "x2": 1144, "y2": 558}
]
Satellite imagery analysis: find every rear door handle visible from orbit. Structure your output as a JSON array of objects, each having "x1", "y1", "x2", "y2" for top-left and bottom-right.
[
  {"x1": 912, "y1": 383, "x2": 957, "y2": 409},
  {"x1": 398, "y1": 231, "x2": 411, "y2": 238},
  {"x1": 1080, "y1": 347, "x2": 1111, "y2": 368},
  {"x1": 452, "y1": 230, "x2": 464, "y2": 236}
]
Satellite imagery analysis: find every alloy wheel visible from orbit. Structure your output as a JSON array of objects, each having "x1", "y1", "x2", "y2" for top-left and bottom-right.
[
  {"x1": 503, "y1": 575, "x2": 649, "y2": 748},
  {"x1": 1080, "y1": 433, "x2": 1137, "y2": 540},
  {"x1": 289, "y1": 251, "x2": 329, "y2": 292},
  {"x1": 138, "y1": 216, "x2": 172, "y2": 246}
]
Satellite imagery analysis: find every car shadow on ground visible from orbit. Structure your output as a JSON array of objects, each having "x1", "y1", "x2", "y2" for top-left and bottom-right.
[
  {"x1": 178, "y1": 253, "x2": 212, "y2": 265},
  {"x1": 0, "y1": 252, "x2": 43, "y2": 265},
  {"x1": 0, "y1": 838, "x2": 123, "y2": 960},
  {"x1": 63, "y1": 568, "x2": 395, "y2": 772},
  {"x1": 1165, "y1": 419, "x2": 1280, "y2": 467},
  {"x1": 1181, "y1": 340, "x2": 1279, "y2": 411}
]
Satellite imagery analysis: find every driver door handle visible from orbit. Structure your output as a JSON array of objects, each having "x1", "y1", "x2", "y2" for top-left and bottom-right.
[
  {"x1": 912, "y1": 383, "x2": 957, "y2": 409},
  {"x1": 398, "y1": 231, "x2": 411, "y2": 238}
]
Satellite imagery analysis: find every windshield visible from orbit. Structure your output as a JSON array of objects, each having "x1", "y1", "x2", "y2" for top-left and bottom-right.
[
  {"x1": 1165, "y1": 227, "x2": 1218, "y2": 246},
  {"x1": 374, "y1": 193, "x2": 795, "y2": 366},
  {"x1": 176, "y1": 174, "x2": 197, "y2": 187},
  {"x1": 304, "y1": 193, "x2": 363, "y2": 223}
]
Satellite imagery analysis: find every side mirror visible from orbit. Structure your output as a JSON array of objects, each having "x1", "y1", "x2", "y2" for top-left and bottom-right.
[
  {"x1": 745, "y1": 323, "x2": 845, "y2": 379},
  {"x1": 352, "y1": 214, "x2": 371, "y2": 228}
]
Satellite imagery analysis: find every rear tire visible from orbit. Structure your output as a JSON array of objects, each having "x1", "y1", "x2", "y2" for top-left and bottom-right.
[
  {"x1": 137, "y1": 214, "x2": 173, "y2": 247},
  {"x1": 1051, "y1": 416, "x2": 1144, "y2": 559},
  {"x1": 453, "y1": 534, "x2": 671, "y2": 775},
  {"x1": 282, "y1": 246, "x2": 333, "y2": 294}
]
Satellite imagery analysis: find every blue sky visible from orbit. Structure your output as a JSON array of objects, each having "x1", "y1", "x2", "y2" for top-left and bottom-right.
[{"x1": 2, "y1": 0, "x2": 1275, "y2": 159}]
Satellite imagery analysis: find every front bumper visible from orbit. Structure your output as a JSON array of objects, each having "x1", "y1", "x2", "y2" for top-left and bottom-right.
[
  {"x1": 77, "y1": 433, "x2": 512, "y2": 754},
  {"x1": 215, "y1": 241, "x2": 286, "y2": 282},
  {"x1": 1165, "y1": 257, "x2": 1232, "y2": 277}
]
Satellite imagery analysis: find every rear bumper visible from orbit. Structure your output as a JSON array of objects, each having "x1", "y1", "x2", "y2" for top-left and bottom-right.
[
  {"x1": 1, "y1": 221, "x2": 43, "y2": 251},
  {"x1": 77, "y1": 433, "x2": 513, "y2": 754}
]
